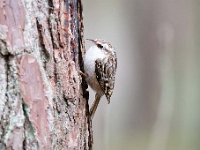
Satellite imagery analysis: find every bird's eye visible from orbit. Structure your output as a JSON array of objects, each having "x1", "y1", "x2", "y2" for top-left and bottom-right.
[{"x1": 97, "y1": 44, "x2": 103, "y2": 49}]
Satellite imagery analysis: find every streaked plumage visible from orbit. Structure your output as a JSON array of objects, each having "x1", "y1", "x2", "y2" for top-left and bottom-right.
[{"x1": 84, "y1": 39, "x2": 117, "y2": 118}]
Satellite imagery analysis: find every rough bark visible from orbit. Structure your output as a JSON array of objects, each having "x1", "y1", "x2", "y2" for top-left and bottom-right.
[{"x1": 0, "y1": 0, "x2": 92, "y2": 149}]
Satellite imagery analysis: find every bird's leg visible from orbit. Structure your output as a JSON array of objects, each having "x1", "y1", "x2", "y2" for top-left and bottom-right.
[
  {"x1": 90, "y1": 93, "x2": 102, "y2": 119},
  {"x1": 79, "y1": 70, "x2": 88, "y2": 77}
]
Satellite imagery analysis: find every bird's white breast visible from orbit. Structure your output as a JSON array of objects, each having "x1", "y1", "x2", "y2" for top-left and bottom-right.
[
  {"x1": 84, "y1": 45, "x2": 106, "y2": 94},
  {"x1": 84, "y1": 45, "x2": 105, "y2": 77}
]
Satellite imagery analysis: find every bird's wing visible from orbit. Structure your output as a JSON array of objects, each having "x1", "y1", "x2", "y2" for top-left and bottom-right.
[{"x1": 95, "y1": 52, "x2": 117, "y2": 103}]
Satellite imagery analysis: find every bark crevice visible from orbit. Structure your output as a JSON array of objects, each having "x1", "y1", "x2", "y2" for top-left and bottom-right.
[{"x1": 36, "y1": 18, "x2": 50, "y2": 68}]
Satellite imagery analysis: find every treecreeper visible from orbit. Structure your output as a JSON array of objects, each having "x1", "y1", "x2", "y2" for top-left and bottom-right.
[{"x1": 83, "y1": 39, "x2": 117, "y2": 119}]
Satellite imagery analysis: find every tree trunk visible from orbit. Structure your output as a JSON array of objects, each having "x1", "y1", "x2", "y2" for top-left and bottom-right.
[{"x1": 0, "y1": 0, "x2": 92, "y2": 149}]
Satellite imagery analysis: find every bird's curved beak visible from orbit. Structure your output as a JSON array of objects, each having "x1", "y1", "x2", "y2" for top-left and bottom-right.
[{"x1": 86, "y1": 39, "x2": 96, "y2": 43}]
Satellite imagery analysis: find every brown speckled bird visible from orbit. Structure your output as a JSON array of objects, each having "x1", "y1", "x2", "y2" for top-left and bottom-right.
[{"x1": 84, "y1": 39, "x2": 117, "y2": 119}]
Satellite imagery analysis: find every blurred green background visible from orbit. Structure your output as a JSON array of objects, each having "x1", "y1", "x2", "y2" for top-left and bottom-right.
[{"x1": 83, "y1": 0, "x2": 200, "y2": 150}]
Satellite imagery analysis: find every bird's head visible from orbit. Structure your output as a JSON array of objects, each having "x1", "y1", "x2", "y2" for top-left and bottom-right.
[{"x1": 86, "y1": 39, "x2": 115, "y2": 53}]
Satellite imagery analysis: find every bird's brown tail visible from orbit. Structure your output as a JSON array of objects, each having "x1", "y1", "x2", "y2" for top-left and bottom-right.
[{"x1": 90, "y1": 94, "x2": 102, "y2": 119}]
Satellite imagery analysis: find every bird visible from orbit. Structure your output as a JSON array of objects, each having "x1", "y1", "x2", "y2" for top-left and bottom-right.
[{"x1": 83, "y1": 39, "x2": 117, "y2": 119}]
